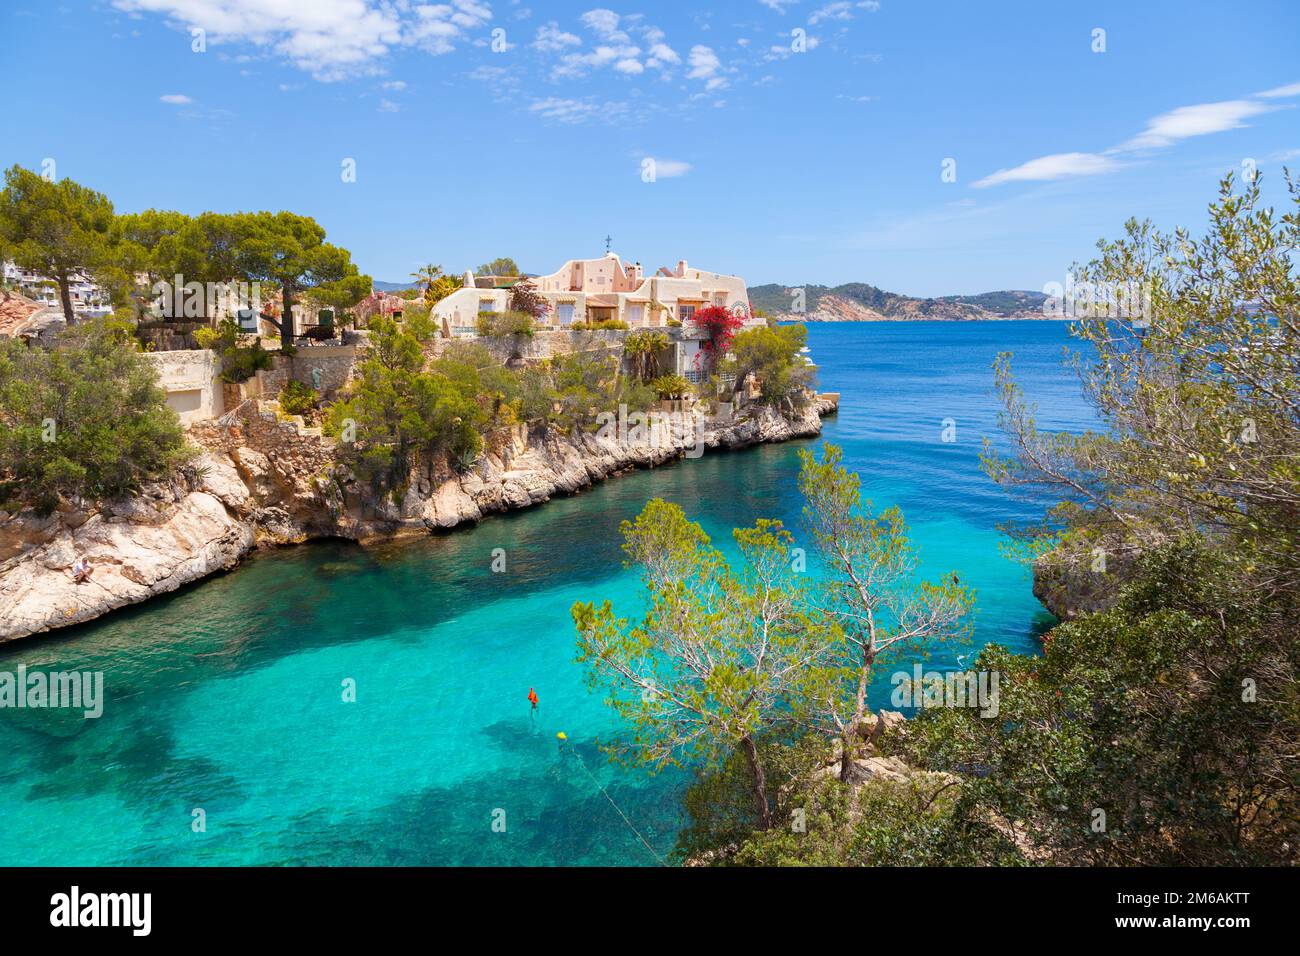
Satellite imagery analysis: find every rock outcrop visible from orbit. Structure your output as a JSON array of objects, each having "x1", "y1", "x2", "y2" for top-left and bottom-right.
[
  {"x1": 1031, "y1": 536, "x2": 1146, "y2": 620},
  {"x1": 0, "y1": 471, "x2": 254, "y2": 640},
  {"x1": 0, "y1": 395, "x2": 837, "y2": 643}
]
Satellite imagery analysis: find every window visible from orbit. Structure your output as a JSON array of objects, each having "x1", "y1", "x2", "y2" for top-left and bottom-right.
[
  {"x1": 557, "y1": 302, "x2": 575, "y2": 326},
  {"x1": 679, "y1": 304, "x2": 696, "y2": 323},
  {"x1": 626, "y1": 304, "x2": 643, "y2": 325},
  {"x1": 479, "y1": 298, "x2": 497, "y2": 313}
]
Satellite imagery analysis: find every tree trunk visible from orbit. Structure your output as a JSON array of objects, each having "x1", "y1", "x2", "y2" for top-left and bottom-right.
[
  {"x1": 280, "y1": 286, "x2": 296, "y2": 351},
  {"x1": 838, "y1": 722, "x2": 857, "y2": 783},
  {"x1": 840, "y1": 647, "x2": 875, "y2": 783},
  {"x1": 57, "y1": 273, "x2": 76, "y2": 325},
  {"x1": 739, "y1": 735, "x2": 773, "y2": 830}
]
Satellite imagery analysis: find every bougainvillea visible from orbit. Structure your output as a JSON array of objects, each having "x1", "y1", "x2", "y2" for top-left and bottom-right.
[{"x1": 691, "y1": 304, "x2": 746, "y2": 369}]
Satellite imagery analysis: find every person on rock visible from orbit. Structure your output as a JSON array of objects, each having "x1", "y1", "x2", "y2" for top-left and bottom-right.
[{"x1": 72, "y1": 557, "x2": 93, "y2": 584}]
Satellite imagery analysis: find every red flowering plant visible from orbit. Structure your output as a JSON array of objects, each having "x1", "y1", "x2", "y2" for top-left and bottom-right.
[{"x1": 690, "y1": 304, "x2": 746, "y2": 370}]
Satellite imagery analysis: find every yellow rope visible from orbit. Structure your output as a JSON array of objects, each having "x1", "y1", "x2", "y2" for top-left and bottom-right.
[{"x1": 563, "y1": 743, "x2": 668, "y2": 867}]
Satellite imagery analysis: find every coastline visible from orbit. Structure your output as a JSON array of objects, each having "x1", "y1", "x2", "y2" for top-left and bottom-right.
[{"x1": 0, "y1": 395, "x2": 838, "y2": 644}]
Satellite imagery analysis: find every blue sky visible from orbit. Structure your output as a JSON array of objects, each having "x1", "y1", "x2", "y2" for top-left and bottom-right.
[{"x1": 4, "y1": 0, "x2": 1298, "y2": 296}]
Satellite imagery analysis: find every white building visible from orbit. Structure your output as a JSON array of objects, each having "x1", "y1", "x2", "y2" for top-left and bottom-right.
[
  {"x1": 1, "y1": 261, "x2": 113, "y2": 318},
  {"x1": 431, "y1": 253, "x2": 757, "y2": 335}
]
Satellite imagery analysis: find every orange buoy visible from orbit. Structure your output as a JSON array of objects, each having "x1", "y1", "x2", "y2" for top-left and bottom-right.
[{"x1": 528, "y1": 687, "x2": 539, "y2": 709}]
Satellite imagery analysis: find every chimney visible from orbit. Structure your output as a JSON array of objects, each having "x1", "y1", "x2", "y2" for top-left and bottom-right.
[{"x1": 676, "y1": 259, "x2": 688, "y2": 277}]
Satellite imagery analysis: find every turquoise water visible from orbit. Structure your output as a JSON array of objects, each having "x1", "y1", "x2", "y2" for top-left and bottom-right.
[{"x1": 0, "y1": 321, "x2": 1094, "y2": 865}]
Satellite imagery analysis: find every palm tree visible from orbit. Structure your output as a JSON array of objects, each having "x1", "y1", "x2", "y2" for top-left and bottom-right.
[
  {"x1": 625, "y1": 329, "x2": 670, "y2": 382},
  {"x1": 410, "y1": 263, "x2": 443, "y2": 294}
]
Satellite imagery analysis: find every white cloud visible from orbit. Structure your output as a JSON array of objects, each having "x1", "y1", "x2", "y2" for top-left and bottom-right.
[
  {"x1": 1118, "y1": 99, "x2": 1276, "y2": 151},
  {"x1": 112, "y1": 0, "x2": 490, "y2": 80},
  {"x1": 808, "y1": 2, "x2": 851, "y2": 24},
  {"x1": 539, "y1": 13, "x2": 679, "y2": 78},
  {"x1": 528, "y1": 96, "x2": 626, "y2": 124},
  {"x1": 381, "y1": 80, "x2": 407, "y2": 90},
  {"x1": 973, "y1": 152, "x2": 1122, "y2": 188},
  {"x1": 553, "y1": 43, "x2": 642, "y2": 78},
  {"x1": 758, "y1": 0, "x2": 796, "y2": 11},
  {"x1": 650, "y1": 158, "x2": 691, "y2": 177},
  {"x1": 533, "y1": 21, "x2": 581, "y2": 52},
  {"x1": 1254, "y1": 81, "x2": 1300, "y2": 99},
  {"x1": 378, "y1": 98, "x2": 400, "y2": 112},
  {"x1": 808, "y1": 0, "x2": 878, "y2": 22},
  {"x1": 979, "y1": 86, "x2": 1294, "y2": 189},
  {"x1": 646, "y1": 42, "x2": 680, "y2": 69},
  {"x1": 580, "y1": 8, "x2": 626, "y2": 40},
  {"x1": 159, "y1": 93, "x2": 192, "y2": 104},
  {"x1": 685, "y1": 44, "x2": 729, "y2": 91}
]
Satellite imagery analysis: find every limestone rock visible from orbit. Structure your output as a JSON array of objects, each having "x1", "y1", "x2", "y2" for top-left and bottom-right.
[
  {"x1": 0, "y1": 391, "x2": 839, "y2": 643},
  {"x1": 0, "y1": 490, "x2": 253, "y2": 641}
]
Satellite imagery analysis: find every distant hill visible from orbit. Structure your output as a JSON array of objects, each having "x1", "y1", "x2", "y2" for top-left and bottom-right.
[
  {"x1": 373, "y1": 279, "x2": 420, "y2": 293},
  {"x1": 748, "y1": 282, "x2": 1050, "y2": 321}
]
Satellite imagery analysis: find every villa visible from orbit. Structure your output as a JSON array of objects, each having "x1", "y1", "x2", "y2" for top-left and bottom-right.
[
  {"x1": 1, "y1": 261, "x2": 113, "y2": 319},
  {"x1": 431, "y1": 253, "x2": 757, "y2": 335}
]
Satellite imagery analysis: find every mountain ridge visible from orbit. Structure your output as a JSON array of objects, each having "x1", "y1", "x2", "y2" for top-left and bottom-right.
[{"x1": 749, "y1": 282, "x2": 1051, "y2": 321}]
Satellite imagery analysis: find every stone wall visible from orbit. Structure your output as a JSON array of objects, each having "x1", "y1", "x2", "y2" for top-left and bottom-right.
[
  {"x1": 141, "y1": 349, "x2": 224, "y2": 425},
  {"x1": 434, "y1": 328, "x2": 628, "y2": 364},
  {"x1": 253, "y1": 345, "x2": 358, "y2": 401}
]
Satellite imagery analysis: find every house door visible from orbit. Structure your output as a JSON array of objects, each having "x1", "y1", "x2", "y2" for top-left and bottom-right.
[
  {"x1": 626, "y1": 304, "x2": 643, "y2": 325},
  {"x1": 557, "y1": 302, "x2": 575, "y2": 326}
]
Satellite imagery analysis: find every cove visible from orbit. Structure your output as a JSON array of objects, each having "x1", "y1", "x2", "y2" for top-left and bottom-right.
[{"x1": 0, "y1": 321, "x2": 1095, "y2": 866}]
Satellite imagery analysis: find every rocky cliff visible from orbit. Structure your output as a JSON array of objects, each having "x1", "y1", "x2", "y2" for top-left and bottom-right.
[
  {"x1": 1031, "y1": 535, "x2": 1147, "y2": 621},
  {"x1": 0, "y1": 396, "x2": 837, "y2": 643}
]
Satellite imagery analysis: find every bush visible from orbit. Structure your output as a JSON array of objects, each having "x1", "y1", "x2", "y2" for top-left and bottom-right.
[
  {"x1": 690, "y1": 304, "x2": 746, "y2": 370},
  {"x1": 572, "y1": 318, "x2": 628, "y2": 331},
  {"x1": 507, "y1": 279, "x2": 548, "y2": 319},
  {"x1": 195, "y1": 319, "x2": 274, "y2": 383},
  {"x1": 278, "y1": 379, "x2": 318, "y2": 416},
  {"x1": 729, "y1": 323, "x2": 813, "y2": 407},
  {"x1": 476, "y1": 310, "x2": 535, "y2": 338},
  {"x1": 0, "y1": 318, "x2": 191, "y2": 511},
  {"x1": 403, "y1": 303, "x2": 438, "y2": 342},
  {"x1": 326, "y1": 316, "x2": 485, "y2": 488}
]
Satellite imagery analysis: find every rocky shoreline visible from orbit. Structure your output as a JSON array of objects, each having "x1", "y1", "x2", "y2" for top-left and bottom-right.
[{"x1": 0, "y1": 395, "x2": 837, "y2": 644}]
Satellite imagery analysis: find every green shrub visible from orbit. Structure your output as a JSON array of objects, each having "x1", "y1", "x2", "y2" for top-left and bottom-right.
[
  {"x1": 729, "y1": 323, "x2": 813, "y2": 407},
  {"x1": 476, "y1": 310, "x2": 535, "y2": 338},
  {"x1": 278, "y1": 379, "x2": 318, "y2": 416},
  {"x1": 403, "y1": 303, "x2": 438, "y2": 342},
  {"x1": 195, "y1": 319, "x2": 275, "y2": 383},
  {"x1": 0, "y1": 318, "x2": 191, "y2": 512}
]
